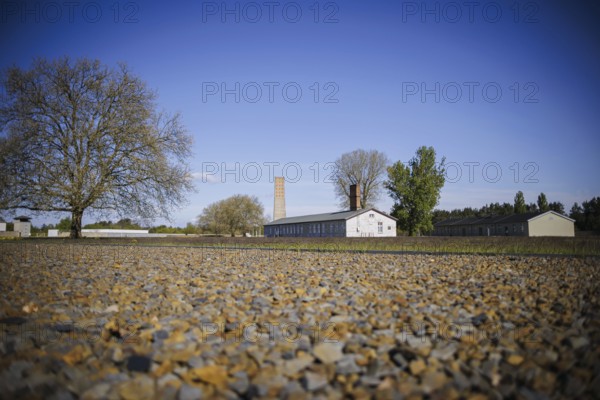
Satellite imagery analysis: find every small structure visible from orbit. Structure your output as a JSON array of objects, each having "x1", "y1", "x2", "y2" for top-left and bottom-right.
[
  {"x1": 0, "y1": 218, "x2": 6, "y2": 232},
  {"x1": 433, "y1": 211, "x2": 575, "y2": 237},
  {"x1": 13, "y1": 216, "x2": 32, "y2": 238},
  {"x1": 264, "y1": 184, "x2": 397, "y2": 237}
]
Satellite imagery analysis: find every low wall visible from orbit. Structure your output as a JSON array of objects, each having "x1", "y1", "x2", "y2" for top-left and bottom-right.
[
  {"x1": 0, "y1": 231, "x2": 20, "y2": 237},
  {"x1": 80, "y1": 229, "x2": 171, "y2": 238}
]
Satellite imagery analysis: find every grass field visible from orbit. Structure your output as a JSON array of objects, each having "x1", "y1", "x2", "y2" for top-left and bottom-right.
[{"x1": 13, "y1": 235, "x2": 600, "y2": 257}]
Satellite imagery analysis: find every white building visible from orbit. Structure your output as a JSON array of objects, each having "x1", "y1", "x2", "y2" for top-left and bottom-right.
[
  {"x1": 264, "y1": 208, "x2": 397, "y2": 238},
  {"x1": 13, "y1": 216, "x2": 31, "y2": 238},
  {"x1": 264, "y1": 184, "x2": 397, "y2": 237},
  {"x1": 0, "y1": 218, "x2": 6, "y2": 232}
]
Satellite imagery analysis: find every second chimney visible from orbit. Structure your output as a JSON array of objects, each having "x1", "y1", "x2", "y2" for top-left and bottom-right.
[{"x1": 350, "y1": 184, "x2": 361, "y2": 211}]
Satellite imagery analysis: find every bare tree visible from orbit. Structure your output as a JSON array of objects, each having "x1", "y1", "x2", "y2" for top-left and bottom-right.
[
  {"x1": 0, "y1": 57, "x2": 194, "y2": 238},
  {"x1": 333, "y1": 149, "x2": 389, "y2": 209},
  {"x1": 197, "y1": 195, "x2": 266, "y2": 236}
]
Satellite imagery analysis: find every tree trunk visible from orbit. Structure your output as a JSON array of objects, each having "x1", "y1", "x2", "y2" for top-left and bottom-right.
[{"x1": 70, "y1": 210, "x2": 83, "y2": 239}]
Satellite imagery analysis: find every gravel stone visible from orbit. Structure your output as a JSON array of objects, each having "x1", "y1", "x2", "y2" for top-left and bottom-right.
[
  {"x1": 177, "y1": 384, "x2": 204, "y2": 400},
  {"x1": 0, "y1": 243, "x2": 597, "y2": 398},
  {"x1": 303, "y1": 371, "x2": 328, "y2": 391},
  {"x1": 126, "y1": 355, "x2": 152, "y2": 372}
]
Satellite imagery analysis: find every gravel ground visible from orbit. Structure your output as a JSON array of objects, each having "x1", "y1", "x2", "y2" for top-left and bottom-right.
[{"x1": 0, "y1": 244, "x2": 599, "y2": 399}]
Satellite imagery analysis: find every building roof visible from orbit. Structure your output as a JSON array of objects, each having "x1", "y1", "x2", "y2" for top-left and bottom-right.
[
  {"x1": 14, "y1": 215, "x2": 31, "y2": 222},
  {"x1": 264, "y1": 208, "x2": 396, "y2": 226},
  {"x1": 529, "y1": 211, "x2": 575, "y2": 222},
  {"x1": 434, "y1": 211, "x2": 573, "y2": 227}
]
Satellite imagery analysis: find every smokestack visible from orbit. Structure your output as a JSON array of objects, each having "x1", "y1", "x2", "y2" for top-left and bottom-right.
[
  {"x1": 350, "y1": 184, "x2": 360, "y2": 211},
  {"x1": 273, "y1": 177, "x2": 286, "y2": 221}
]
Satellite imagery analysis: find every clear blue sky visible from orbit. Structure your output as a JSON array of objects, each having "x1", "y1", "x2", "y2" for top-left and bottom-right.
[{"x1": 2, "y1": 0, "x2": 599, "y2": 226}]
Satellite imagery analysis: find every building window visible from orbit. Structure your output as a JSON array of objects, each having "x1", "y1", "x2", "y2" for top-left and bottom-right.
[
  {"x1": 521, "y1": 223, "x2": 524, "y2": 232},
  {"x1": 388, "y1": 226, "x2": 391, "y2": 230},
  {"x1": 378, "y1": 222, "x2": 383, "y2": 233},
  {"x1": 369, "y1": 213, "x2": 374, "y2": 218}
]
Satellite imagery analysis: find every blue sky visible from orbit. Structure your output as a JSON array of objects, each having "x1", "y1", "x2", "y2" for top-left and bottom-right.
[{"x1": 1, "y1": 0, "x2": 599, "y2": 226}]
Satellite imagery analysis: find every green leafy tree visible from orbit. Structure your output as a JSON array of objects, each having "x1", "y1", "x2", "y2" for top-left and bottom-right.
[
  {"x1": 56, "y1": 217, "x2": 72, "y2": 231},
  {"x1": 570, "y1": 202, "x2": 584, "y2": 230},
  {"x1": 385, "y1": 146, "x2": 445, "y2": 236},
  {"x1": 527, "y1": 203, "x2": 538, "y2": 212},
  {"x1": 537, "y1": 193, "x2": 549, "y2": 212},
  {"x1": 332, "y1": 149, "x2": 389, "y2": 209},
  {"x1": 84, "y1": 218, "x2": 144, "y2": 230},
  {"x1": 0, "y1": 57, "x2": 194, "y2": 238},
  {"x1": 183, "y1": 222, "x2": 198, "y2": 235},
  {"x1": 548, "y1": 201, "x2": 565, "y2": 215},
  {"x1": 147, "y1": 222, "x2": 198, "y2": 234},
  {"x1": 198, "y1": 195, "x2": 266, "y2": 237},
  {"x1": 581, "y1": 197, "x2": 600, "y2": 231},
  {"x1": 514, "y1": 191, "x2": 527, "y2": 214},
  {"x1": 500, "y1": 202, "x2": 514, "y2": 215}
]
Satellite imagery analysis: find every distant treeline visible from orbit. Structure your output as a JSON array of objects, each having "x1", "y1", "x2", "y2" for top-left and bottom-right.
[
  {"x1": 32, "y1": 218, "x2": 198, "y2": 235},
  {"x1": 433, "y1": 193, "x2": 600, "y2": 232}
]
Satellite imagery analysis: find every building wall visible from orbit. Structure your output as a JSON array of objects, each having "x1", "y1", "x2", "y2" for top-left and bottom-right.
[
  {"x1": 435, "y1": 223, "x2": 527, "y2": 236},
  {"x1": 493, "y1": 223, "x2": 528, "y2": 237},
  {"x1": 0, "y1": 222, "x2": 6, "y2": 232},
  {"x1": 346, "y1": 212, "x2": 396, "y2": 237},
  {"x1": 528, "y1": 214, "x2": 575, "y2": 237},
  {"x1": 264, "y1": 221, "x2": 346, "y2": 237},
  {"x1": 13, "y1": 221, "x2": 31, "y2": 237}
]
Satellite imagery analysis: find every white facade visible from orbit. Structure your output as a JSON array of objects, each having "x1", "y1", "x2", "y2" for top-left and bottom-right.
[
  {"x1": 13, "y1": 221, "x2": 31, "y2": 237},
  {"x1": 0, "y1": 222, "x2": 6, "y2": 232},
  {"x1": 528, "y1": 212, "x2": 575, "y2": 237},
  {"x1": 346, "y1": 210, "x2": 397, "y2": 237}
]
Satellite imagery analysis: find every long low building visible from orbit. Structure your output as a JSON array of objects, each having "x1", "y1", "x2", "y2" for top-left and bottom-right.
[
  {"x1": 264, "y1": 208, "x2": 397, "y2": 238},
  {"x1": 433, "y1": 211, "x2": 575, "y2": 237}
]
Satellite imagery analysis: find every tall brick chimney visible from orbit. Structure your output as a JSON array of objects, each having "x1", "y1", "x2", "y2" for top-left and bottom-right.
[
  {"x1": 273, "y1": 177, "x2": 286, "y2": 221},
  {"x1": 350, "y1": 184, "x2": 361, "y2": 211}
]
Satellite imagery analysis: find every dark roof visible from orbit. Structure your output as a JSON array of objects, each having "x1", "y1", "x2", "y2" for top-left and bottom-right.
[
  {"x1": 14, "y1": 215, "x2": 31, "y2": 222},
  {"x1": 264, "y1": 208, "x2": 397, "y2": 226},
  {"x1": 434, "y1": 211, "x2": 572, "y2": 227}
]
